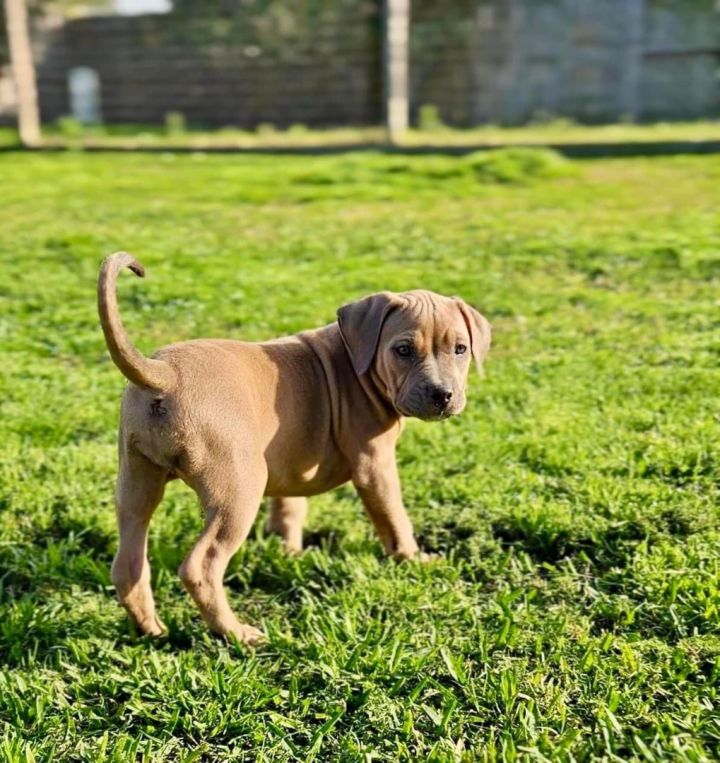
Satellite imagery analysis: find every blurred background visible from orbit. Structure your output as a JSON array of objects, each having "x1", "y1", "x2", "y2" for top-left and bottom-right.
[{"x1": 2, "y1": 0, "x2": 720, "y2": 148}]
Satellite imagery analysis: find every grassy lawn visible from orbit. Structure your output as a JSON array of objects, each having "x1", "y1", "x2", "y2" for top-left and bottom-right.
[
  {"x1": 2, "y1": 119, "x2": 720, "y2": 151},
  {"x1": 0, "y1": 148, "x2": 719, "y2": 761}
]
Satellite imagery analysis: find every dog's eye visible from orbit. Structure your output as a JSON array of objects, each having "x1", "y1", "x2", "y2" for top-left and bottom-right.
[
  {"x1": 395, "y1": 344, "x2": 413, "y2": 358},
  {"x1": 455, "y1": 344, "x2": 467, "y2": 355}
]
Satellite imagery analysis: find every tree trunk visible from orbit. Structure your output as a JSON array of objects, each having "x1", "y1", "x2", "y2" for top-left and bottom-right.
[
  {"x1": 4, "y1": 0, "x2": 41, "y2": 146},
  {"x1": 383, "y1": 0, "x2": 409, "y2": 142}
]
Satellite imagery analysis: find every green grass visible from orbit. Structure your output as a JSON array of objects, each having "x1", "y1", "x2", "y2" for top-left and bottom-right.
[
  {"x1": 0, "y1": 127, "x2": 21, "y2": 148},
  {"x1": 0, "y1": 147, "x2": 719, "y2": 761},
  {"x1": 5, "y1": 117, "x2": 720, "y2": 150}
]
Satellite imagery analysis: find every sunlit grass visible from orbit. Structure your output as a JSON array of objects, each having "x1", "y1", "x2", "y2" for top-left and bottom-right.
[
  {"x1": 0, "y1": 148, "x2": 719, "y2": 760},
  {"x1": 2, "y1": 118, "x2": 718, "y2": 150}
]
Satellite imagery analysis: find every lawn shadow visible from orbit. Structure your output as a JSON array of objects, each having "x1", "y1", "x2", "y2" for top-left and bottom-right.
[{"x1": 301, "y1": 526, "x2": 345, "y2": 554}]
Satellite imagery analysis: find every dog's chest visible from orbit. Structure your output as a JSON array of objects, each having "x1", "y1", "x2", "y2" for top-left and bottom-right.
[{"x1": 264, "y1": 450, "x2": 352, "y2": 498}]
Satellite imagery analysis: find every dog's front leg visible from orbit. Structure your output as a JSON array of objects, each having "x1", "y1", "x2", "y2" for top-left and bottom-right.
[{"x1": 352, "y1": 448, "x2": 423, "y2": 561}]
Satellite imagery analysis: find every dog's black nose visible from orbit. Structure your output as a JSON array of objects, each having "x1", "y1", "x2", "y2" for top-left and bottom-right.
[{"x1": 430, "y1": 386, "x2": 453, "y2": 408}]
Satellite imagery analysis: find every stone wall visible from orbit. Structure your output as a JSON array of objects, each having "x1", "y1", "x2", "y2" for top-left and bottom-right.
[
  {"x1": 24, "y1": 0, "x2": 720, "y2": 128},
  {"x1": 34, "y1": 1, "x2": 382, "y2": 127}
]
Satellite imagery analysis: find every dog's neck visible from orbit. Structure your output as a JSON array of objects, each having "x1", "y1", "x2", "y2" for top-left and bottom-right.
[{"x1": 364, "y1": 365, "x2": 403, "y2": 423}]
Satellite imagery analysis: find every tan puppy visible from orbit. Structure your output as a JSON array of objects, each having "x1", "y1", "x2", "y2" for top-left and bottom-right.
[{"x1": 99, "y1": 252, "x2": 491, "y2": 644}]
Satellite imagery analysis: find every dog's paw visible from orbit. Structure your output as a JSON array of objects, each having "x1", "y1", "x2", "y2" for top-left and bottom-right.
[
  {"x1": 393, "y1": 547, "x2": 440, "y2": 563},
  {"x1": 227, "y1": 623, "x2": 266, "y2": 647},
  {"x1": 148, "y1": 617, "x2": 168, "y2": 636},
  {"x1": 135, "y1": 615, "x2": 167, "y2": 638}
]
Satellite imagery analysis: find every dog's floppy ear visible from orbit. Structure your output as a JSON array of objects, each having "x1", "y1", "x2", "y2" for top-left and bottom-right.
[
  {"x1": 454, "y1": 298, "x2": 491, "y2": 372},
  {"x1": 337, "y1": 292, "x2": 400, "y2": 376}
]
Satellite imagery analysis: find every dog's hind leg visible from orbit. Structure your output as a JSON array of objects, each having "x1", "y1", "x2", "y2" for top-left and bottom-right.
[
  {"x1": 266, "y1": 497, "x2": 307, "y2": 554},
  {"x1": 179, "y1": 459, "x2": 267, "y2": 645},
  {"x1": 111, "y1": 449, "x2": 168, "y2": 636}
]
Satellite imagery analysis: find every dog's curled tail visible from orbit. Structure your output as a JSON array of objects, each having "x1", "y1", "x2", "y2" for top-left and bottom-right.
[{"x1": 98, "y1": 252, "x2": 177, "y2": 391}]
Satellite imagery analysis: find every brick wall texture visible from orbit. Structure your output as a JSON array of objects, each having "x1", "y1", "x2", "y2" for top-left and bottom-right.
[{"x1": 26, "y1": 0, "x2": 720, "y2": 127}]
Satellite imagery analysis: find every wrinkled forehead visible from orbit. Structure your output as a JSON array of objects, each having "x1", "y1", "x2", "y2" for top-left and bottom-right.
[{"x1": 381, "y1": 291, "x2": 467, "y2": 340}]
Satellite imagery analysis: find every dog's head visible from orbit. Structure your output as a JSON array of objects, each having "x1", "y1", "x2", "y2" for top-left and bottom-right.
[{"x1": 337, "y1": 290, "x2": 491, "y2": 421}]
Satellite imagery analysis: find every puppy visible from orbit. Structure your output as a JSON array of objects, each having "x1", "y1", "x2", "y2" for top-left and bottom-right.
[{"x1": 99, "y1": 252, "x2": 491, "y2": 643}]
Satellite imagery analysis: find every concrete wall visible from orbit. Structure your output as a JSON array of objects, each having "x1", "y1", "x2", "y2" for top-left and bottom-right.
[
  {"x1": 28, "y1": 0, "x2": 720, "y2": 128},
  {"x1": 412, "y1": 0, "x2": 720, "y2": 126},
  {"x1": 641, "y1": 1, "x2": 720, "y2": 120}
]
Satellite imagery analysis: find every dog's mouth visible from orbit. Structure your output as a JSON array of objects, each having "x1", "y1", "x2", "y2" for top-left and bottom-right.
[{"x1": 394, "y1": 404, "x2": 457, "y2": 421}]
